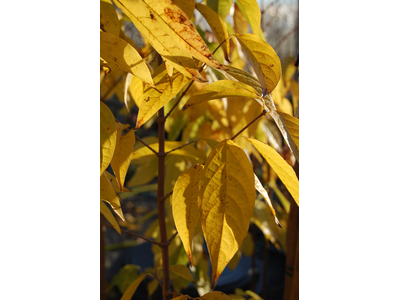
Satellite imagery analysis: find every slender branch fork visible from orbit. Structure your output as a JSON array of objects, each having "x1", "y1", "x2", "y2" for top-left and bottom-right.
[
  {"x1": 136, "y1": 136, "x2": 158, "y2": 155},
  {"x1": 231, "y1": 110, "x2": 268, "y2": 140}
]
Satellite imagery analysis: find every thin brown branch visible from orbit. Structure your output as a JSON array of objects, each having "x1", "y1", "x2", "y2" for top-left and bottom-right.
[
  {"x1": 148, "y1": 273, "x2": 163, "y2": 289},
  {"x1": 160, "y1": 190, "x2": 173, "y2": 202},
  {"x1": 231, "y1": 110, "x2": 268, "y2": 140},
  {"x1": 275, "y1": 24, "x2": 299, "y2": 51},
  {"x1": 164, "y1": 80, "x2": 195, "y2": 120},
  {"x1": 101, "y1": 221, "x2": 162, "y2": 246},
  {"x1": 136, "y1": 136, "x2": 158, "y2": 156},
  {"x1": 165, "y1": 140, "x2": 196, "y2": 155},
  {"x1": 167, "y1": 231, "x2": 179, "y2": 245}
]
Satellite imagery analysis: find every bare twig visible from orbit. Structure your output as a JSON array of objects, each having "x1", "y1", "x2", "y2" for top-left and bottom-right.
[
  {"x1": 164, "y1": 80, "x2": 195, "y2": 120},
  {"x1": 101, "y1": 221, "x2": 162, "y2": 246},
  {"x1": 231, "y1": 110, "x2": 268, "y2": 140},
  {"x1": 275, "y1": 24, "x2": 299, "y2": 51},
  {"x1": 165, "y1": 140, "x2": 196, "y2": 155},
  {"x1": 135, "y1": 136, "x2": 158, "y2": 156},
  {"x1": 167, "y1": 231, "x2": 179, "y2": 245},
  {"x1": 160, "y1": 190, "x2": 173, "y2": 202}
]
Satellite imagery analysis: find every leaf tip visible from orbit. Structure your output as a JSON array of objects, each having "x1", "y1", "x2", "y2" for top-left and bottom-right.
[
  {"x1": 275, "y1": 216, "x2": 282, "y2": 228},
  {"x1": 211, "y1": 273, "x2": 220, "y2": 291}
]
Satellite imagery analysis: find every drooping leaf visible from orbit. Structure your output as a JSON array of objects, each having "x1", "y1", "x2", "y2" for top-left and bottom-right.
[
  {"x1": 172, "y1": 0, "x2": 195, "y2": 18},
  {"x1": 254, "y1": 173, "x2": 281, "y2": 227},
  {"x1": 201, "y1": 291, "x2": 232, "y2": 300},
  {"x1": 233, "y1": 2, "x2": 248, "y2": 34},
  {"x1": 169, "y1": 265, "x2": 195, "y2": 283},
  {"x1": 195, "y1": 3, "x2": 230, "y2": 62},
  {"x1": 235, "y1": 33, "x2": 281, "y2": 94},
  {"x1": 111, "y1": 124, "x2": 136, "y2": 190},
  {"x1": 100, "y1": 31, "x2": 154, "y2": 87},
  {"x1": 114, "y1": 0, "x2": 226, "y2": 81},
  {"x1": 100, "y1": 200, "x2": 121, "y2": 234},
  {"x1": 100, "y1": 102, "x2": 117, "y2": 176},
  {"x1": 172, "y1": 164, "x2": 204, "y2": 265},
  {"x1": 131, "y1": 141, "x2": 207, "y2": 164},
  {"x1": 120, "y1": 273, "x2": 148, "y2": 300},
  {"x1": 199, "y1": 139, "x2": 255, "y2": 289},
  {"x1": 220, "y1": 65, "x2": 262, "y2": 95},
  {"x1": 135, "y1": 65, "x2": 190, "y2": 129},
  {"x1": 248, "y1": 138, "x2": 299, "y2": 206},
  {"x1": 100, "y1": 0, "x2": 120, "y2": 37},
  {"x1": 100, "y1": 172, "x2": 125, "y2": 221},
  {"x1": 207, "y1": 0, "x2": 233, "y2": 19},
  {"x1": 236, "y1": 0, "x2": 261, "y2": 37},
  {"x1": 277, "y1": 110, "x2": 299, "y2": 150},
  {"x1": 183, "y1": 80, "x2": 261, "y2": 110}
]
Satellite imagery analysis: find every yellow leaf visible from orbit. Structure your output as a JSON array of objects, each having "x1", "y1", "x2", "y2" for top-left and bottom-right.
[
  {"x1": 169, "y1": 264, "x2": 195, "y2": 283},
  {"x1": 254, "y1": 174, "x2": 280, "y2": 227},
  {"x1": 128, "y1": 75, "x2": 145, "y2": 109},
  {"x1": 171, "y1": 295, "x2": 190, "y2": 300},
  {"x1": 195, "y1": 3, "x2": 230, "y2": 62},
  {"x1": 111, "y1": 125, "x2": 136, "y2": 190},
  {"x1": 277, "y1": 111, "x2": 299, "y2": 150},
  {"x1": 120, "y1": 273, "x2": 148, "y2": 300},
  {"x1": 100, "y1": 200, "x2": 121, "y2": 234},
  {"x1": 207, "y1": 0, "x2": 233, "y2": 19},
  {"x1": 248, "y1": 138, "x2": 299, "y2": 206},
  {"x1": 135, "y1": 65, "x2": 190, "y2": 129},
  {"x1": 235, "y1": 33, "x2": 281, "y2": 94},
  {"x1": 172, "y1": 0, "x2": 195, "y2": 18},
  {"x1": 241, "y1": 232, "x2": 254, "y2": 257},
  {"x1": 100, "y1": 31, "x2": 154, "y2": 87},
  {"x1": 221, "y1": 65, "x2": 262, "y2": 95},
  {"x1": 100, "y1": 102, "x2": 117, "y2": 176},
  {"x1": 251, "y1": 199, "x2": 277, "y2": 244},
  {"x1": 113, "y1": 0, "x2": 222, "y2": 81},
  {"x1": 236, "y1": 0, "x2": 261, "y2": 37},
  {"x1": 183, "y1": 80, "x2": 261, "y2": 110},
  {"x1": 100, "y1": 172, "x2": 125, "y2": 221},
  {"x1": 201, "y1": 291, "x2": 232, "y2": 299},
  {"x1": 131, "y1": 141, "x2": 207, "y2": 164},
  {"x1": 233, "y1": 2, "x2": 248, "y2": 35},
  {"x1": 228, "y1": 250, "x2": 241, "y2": 270},
  {"x1": 199, "y1": 139, "x2": 255, "y2": 289},
  {"x1": 172, "y1": 164, "x2": 204, "y2": 265},
  {"x1": 127, "y1": 158, "x2": 158, "y2": 187},
  {"x1": 100, "y1": 0, "x2": 120, "y2": 37}
]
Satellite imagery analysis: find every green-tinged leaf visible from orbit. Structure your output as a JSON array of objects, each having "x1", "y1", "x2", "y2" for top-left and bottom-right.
[
  {"x1": 195, "y1": 3, "x2": 230, "y2": 62},
  {"x1": 236, "y1": 0, "x2": 261, "y2": 37},
  {"x1": 114, "y1": 0, "x2": 225, "y2": 82},
  {"x1": 100, "y1": 102, "x2": 117, "y2": 176},
  {"x1": 254, "y1": 174, "x2": 280, "y2": 227},
  {"x1": 111, "y1": 124, "x2": 136, "y2": 190},
  {"x1": 233, "y1": 2, "x2": 248, "y2": 34},
  {"x1": 127, "y1": 158, "x2": 158, "y2": 187},
  {"x1": 169, "y1": 265, "x2": 195, "y2": 283},
  {"x1": 135, "y1": 65, "x2": 190, "y2": 129},
  {"x1": 147, "y1": 279, "x2": 159, "y2": 297},
  {"x1": 172, "y1": 0, "x2": 195, "y2": 17},
  {"x1": 172, "y1": 165, "x2": 204, "y2": 265},
  {"x1": 131, "y1": 141, "x2": 207, "y2": 163},
  {"x1": 235, "y1": 33, "x2": 281, "y2": 94},
  {"x1": 207, "y1": 0, "x2": 233, "y2": 19},
  {"x1": 220, "y1": 65, "x2": 262, "y2": 95},
  {"x1": 100, "y1": 31, "x2": 154, "y2": 87},
  {"x1": 183, "y1": 80, "x2": 260, "y2": 110},
  {"x1": 241, "y1": 232, "x2": 254, "y2": 257},
  {"x1": 201, "y1": 291, "x2": 232, "y2": 299},
  {"x1": 100, "y1": 0, "x2": 120, "y2": 37},
  {"x1": 277, "y1": 110, "x2": 299, "y2": 150},
  {"x1": 248, "y1": 138, "x2": 299, "y2": 206},
  {"x1": 101, "y1": 200, "x2": 121, "y2": 234},
  {"x1": 199, "y1": 139, "x2": 255, "y2": 290},
  {"x1": 120, "y1": 273, "x2": 148, "y2": 300},
  {"x1": 100, "y1": 173, "x2": 125, "y2": 221},
  {"x1": 108, "y1": 264, "x2": 141, "y2": 293}
]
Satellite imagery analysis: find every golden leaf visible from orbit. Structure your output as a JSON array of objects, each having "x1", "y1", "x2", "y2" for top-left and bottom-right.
[
  {"x1": 100, "y1": 102, "x2": 117, "y2": 176},
  {"x1": 233, "y1": 2, "x2": 248, "y2": 35},
  {"x1": 100, "y1": 172, "x2": 124, "y2": 221},
  {"x1": 169, "y1": 264, "x2": 195, "y2": 283},
  {"x1": 100, "y1": 31, "x2": 154, "y2": 87},
  {"x1": 199, "y1": 139, "x2": 255, "y2": 289},
  {"x1": 100, "y1": 0, "x2": 120, "y2": 37},
  {"x1": 172, "y1": 164, "x2": 204, "y2": 265},
  {"x1": 277, "y1": 110, "x2": 299, "y2": 150},
  {"x1": 120, "y1": 273, "x2": 148, "y2": 300},
  {"x1": 236, "y1": 0, "x2": 261, "y2": 37},
  {"x1": 136, "y1": 65, "x2": 190, "y2": 129},
  {"x1": 172, "y1": 0, "x2": 195, "y2": 18},
  {"x1": 183, "y1": 80, "x2": 261, "y2": 110},
  {"x1": 100, "y1": 200, "x2": 121, "y2": 234},
  {"x1": 111, "y1": 124, "x2": 136, "y2": 190},
  {"x1": 248, "y1": 138, "x2": 299, "y2": 206},
  {"x1": 195, "y1": 3, "x2": 230, "y2": 61},
  {"x1": 128, "y1": 75, "x2": 145, "y2": 109},
  {"x1": 207, "y1": 0, "x2": 233, "y2": 19},
  {"x1": 254, "y1": 173, "x2": 280, "y2": 227},
  {"x1": 235, "y1": 33, "x2": 281, "y2": 94}
]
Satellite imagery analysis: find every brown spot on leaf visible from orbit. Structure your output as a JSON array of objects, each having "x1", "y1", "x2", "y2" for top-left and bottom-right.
[
  {"x1": 150, "y1": 13, "x2": 154, "y2": 19},
  {"x1": 179, "y1": 15, "x2": 186, "y2": 23},
  {"x1": 270, "y1": 64, "x2": 274, "y2": 67},
  {"x1": 164, "y1": 7, "x2": 172, "y2": 14}
]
